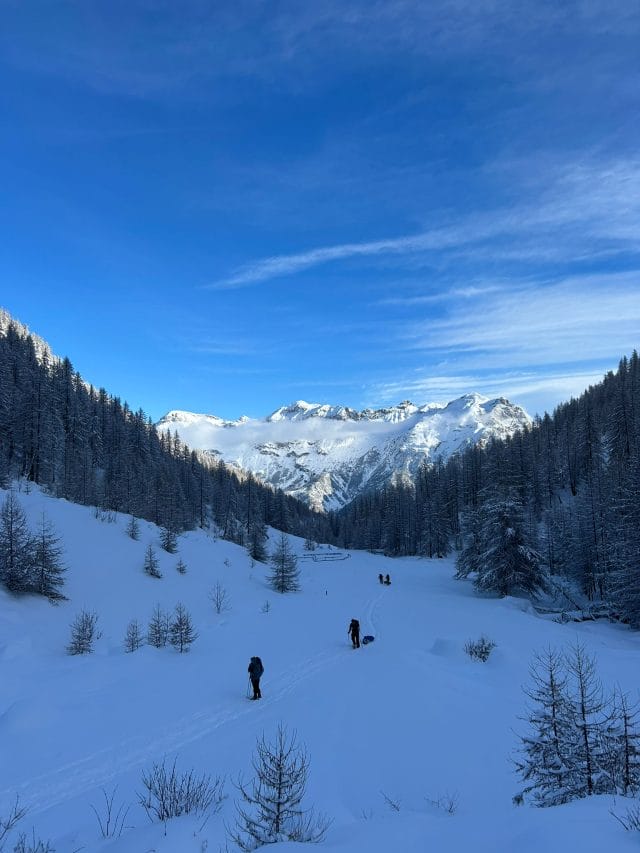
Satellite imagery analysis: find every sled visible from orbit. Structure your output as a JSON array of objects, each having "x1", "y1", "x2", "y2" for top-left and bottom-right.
[{"x1": 361, "y1": 635, "x2": 375, "y2": 645}]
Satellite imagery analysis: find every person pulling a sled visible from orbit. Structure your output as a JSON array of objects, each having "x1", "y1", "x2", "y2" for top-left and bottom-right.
[
  {"x1": 378, "y1": 573, "x2": 384, "y2": 584},
  {"x1": 248, "y1": 655, "x2": 264, "y2": 699},
  {"x1": 348, "y1": 618, "x2": 360, "y2": 649},
  {"x1": 384, "y1": 574, "x2": 391, "y2": 585}
]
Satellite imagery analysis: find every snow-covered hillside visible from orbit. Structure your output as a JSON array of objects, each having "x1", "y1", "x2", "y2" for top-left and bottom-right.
[
  {"x1": 158, "y1": 395, "x2": 531, "y2": 511},
  {"x1": 1, "y1": 484, "x2": 638, "y2": 852}
]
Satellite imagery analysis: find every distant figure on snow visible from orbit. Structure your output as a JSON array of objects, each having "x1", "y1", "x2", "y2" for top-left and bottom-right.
[
  {"x1": 378, "y1": 573, "x2": 384, "y2": 584},
  {"x1": 248, "y1": 655, "x2": 264, "y2": 700},
  {"x1": 348, "y1": 618, "x2": 360, "y2": 649},
  {"x1": 384, "y1": 574, "x2": 391, "y2": 585}
]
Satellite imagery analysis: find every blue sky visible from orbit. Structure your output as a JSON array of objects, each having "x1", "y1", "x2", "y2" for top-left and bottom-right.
[{"x1": 1, "y1": 1, "x2": 639, "y2": 421}]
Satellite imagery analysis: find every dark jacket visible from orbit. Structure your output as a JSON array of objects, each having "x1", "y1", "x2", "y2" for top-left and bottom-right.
[
  {"x1": 348, "y1": 619, "x2": 360, "y2": 637},
  {"x1": 248, "y1": 657, "x2": 264, "y2": 679}
]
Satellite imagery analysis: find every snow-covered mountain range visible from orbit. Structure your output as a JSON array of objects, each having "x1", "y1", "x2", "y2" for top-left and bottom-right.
[{"x1": 158, "y1": 395, "x2": 531, "y2": 511}]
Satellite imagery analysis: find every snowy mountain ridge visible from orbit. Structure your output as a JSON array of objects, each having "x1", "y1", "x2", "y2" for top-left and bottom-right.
[{"x1": 158, "y1": 394, "x2": 531, "y2": 511}]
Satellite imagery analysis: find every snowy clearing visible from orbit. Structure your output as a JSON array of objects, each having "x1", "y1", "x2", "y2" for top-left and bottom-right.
[{"x1": 1, "y1": 484, "x2": 639, "y2": 852}]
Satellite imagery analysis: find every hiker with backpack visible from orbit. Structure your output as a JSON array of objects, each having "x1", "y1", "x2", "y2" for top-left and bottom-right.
[
  {"x1": 384, "y1": 574, "x2": 391, "y2": 585},
  {"x1": 348, "y1": 618, "x2": 360, "y2": 649},
  {"x1": 378, "y1": 573, "x2": 384, "y2": 584},
  {"x1": 248, "y1": 655, "x2": 264, "y2": 699}
]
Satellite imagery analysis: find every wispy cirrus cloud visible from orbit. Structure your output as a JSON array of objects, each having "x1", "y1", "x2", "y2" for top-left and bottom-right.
[
  {"x1": 368, "y1": 368, "x2": 608, "y2": 413},
  {"x1": 402, "y1": 271, "x2": 640, "y2": 367},
  {"x1": 209, "y1": 156, "x2": 640, "y2": 288}
]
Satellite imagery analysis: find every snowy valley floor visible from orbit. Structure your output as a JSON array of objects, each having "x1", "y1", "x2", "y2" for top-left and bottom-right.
[{"x1": 1, "y1": 485, "x2": 639, "y2": 852}]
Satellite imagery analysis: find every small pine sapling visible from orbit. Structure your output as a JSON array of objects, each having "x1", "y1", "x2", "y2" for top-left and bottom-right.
[
  {"x1": 147, "y1": 604, "x2": 170, "y2": 648},
  {"x1": 67, "y1": 610, "x2": 99, "y2": 655},
  {"x1": 143, "y1": 544, "x2": 162, "y2": 579},
  {"x1": 176, "y1": 558, "x2": 187, "y2": 575},
  {"x1": 125, "y1": 515, "x2": 140, "y2": 540},
  {"x1": 124, "y1": 619, "x2": 144, "y2": 653},
  {"x1": 170, "y1": 603, "x2": 198, "y2": 653}
]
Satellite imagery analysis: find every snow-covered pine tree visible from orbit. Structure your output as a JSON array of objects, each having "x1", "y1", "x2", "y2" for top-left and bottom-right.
[
  {"x1": 0, "y1": 491, "x2": 33, "y2": 594},
  {"x1": 125, "y1": 514, "x2": 140, "y2": 540},
  {"x1": 268, "y1": 533, "x2": 300, "y2": 593},
  {"x1": 170, "y1": 603, "x2": 197, "y2": 653},
  {"x1": 143, "y1": 544, "x2": 162, "y2": 578},
  {"x1": 472, "y1": 494, "x2": 548, "y2": 597},
  {"x1": 31, "y1": 512, "x2": 66, "y2": 599},
  {"x1": 229, "y1": 724, "x2": 329, "y2": 850},
  {"x1": 515, "y1": 648, "x2": 575, "y2": 806},
  {"x1": 176, "y1": 558, "x2": 187, "y2": 574},
  {"x1": 124, "y1": 618, "x2": 144, "y2": 652},
  {"x1": 147, "y1": 604, "x2": 170, "y2": 648}
]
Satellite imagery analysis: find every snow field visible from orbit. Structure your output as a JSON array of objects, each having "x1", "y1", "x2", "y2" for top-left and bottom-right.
[{"x1": 0, "y1": 484, "x2": 639, "y2": 852}]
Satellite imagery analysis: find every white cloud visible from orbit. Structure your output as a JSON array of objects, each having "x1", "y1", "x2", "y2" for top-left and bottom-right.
[{"x1": 209, "y1": 156, "x2": 640, "y2": 288}]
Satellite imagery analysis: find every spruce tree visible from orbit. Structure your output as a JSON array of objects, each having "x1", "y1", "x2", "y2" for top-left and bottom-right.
[
  {"x1": 124, "y1": 618, "x2": 144, "y2": 652},
  {"x1": 0, "y1": 491, "x2": 33, "y2": 594},
  {"x1": 564, "y1": 643, "x2": 615, "y2": 798},
  {"x1": 515, "y1": 648, "x2": 575, "y2": 806},
  {"x1": 170, "y1": 603, "x2": 197, "y2": 653},
  {"x1": 126, "y1": 515, "x2": 140, "y2": 540},
  {"x1": 268, "y1": 534, "x2": 300, "y2": 593},
  {"x1": 32, "y1": 513, "x2": 66, "y2": 599},
  {"x1": 143, "y1": 544, "x2": 162, "y2": 578},
  {"x1": 160, "y1": 524, "x2": 178, "y2": 554},
  {"x1": 230, "y1": 724, "x2": 329, "y2": 850},
  {"x1": 147, "y1": 604, "x2": 170, "y2": 647},
  {"x1": 473, "y1": 495, "x2": 548, "y2": 597},
  {"x1": 67, "y1": 610, "x2": 98, "y2": 655}
]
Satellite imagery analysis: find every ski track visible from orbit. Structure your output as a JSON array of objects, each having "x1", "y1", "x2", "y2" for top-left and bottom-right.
[{"x1": 5, "y1": 591, "x2": 388, "y2": 817}]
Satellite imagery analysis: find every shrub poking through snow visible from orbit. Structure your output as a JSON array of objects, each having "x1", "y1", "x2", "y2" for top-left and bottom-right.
[
  {"x1": 67, "y1": 610, "x2": 99, "y2": 655},
  {"x1": 138, "y1": 758, "x2": 225, "y2": 824},
  {"x1": 12, "y1": 831, "x2": 55, "y2": 853},
  {"x1": 464, "y1": 636, "x2": 496, "y2": 662},
  {"x1": 176, "y1": 558, "x2": 187, "y2": 574},
  {"x1": 209, "y1": 580, "x2": 231, "y2": 615}
]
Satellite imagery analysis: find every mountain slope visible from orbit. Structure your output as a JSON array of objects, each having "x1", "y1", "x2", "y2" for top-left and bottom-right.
[{"x1": 158, "y1": 395, "x2": 531, "y2": 510}]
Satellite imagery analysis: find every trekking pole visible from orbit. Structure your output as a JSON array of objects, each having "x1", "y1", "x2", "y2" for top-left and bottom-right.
[{"x1": 247, "y1": 676, "x2": 252, "y2": 699}]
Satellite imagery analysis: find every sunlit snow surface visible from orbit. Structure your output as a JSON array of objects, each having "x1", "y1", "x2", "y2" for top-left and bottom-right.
[{"x1": 0, "y1": 485, "x2": 638, "y2": 852}]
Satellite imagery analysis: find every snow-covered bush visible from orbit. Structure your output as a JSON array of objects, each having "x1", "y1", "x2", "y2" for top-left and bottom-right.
[
  {"x1": 138, "y1": 758, "x2": 225, "y2": 824},
  {"x1": 464, "y1": 636, "x2": 496, "y2": 662}
]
